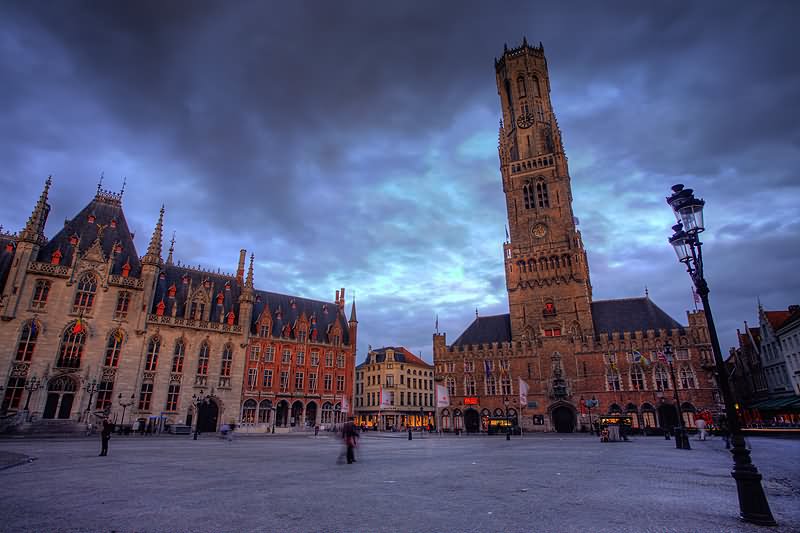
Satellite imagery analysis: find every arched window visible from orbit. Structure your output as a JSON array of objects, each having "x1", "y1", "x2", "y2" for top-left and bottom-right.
[
  {"x1": 114, "y1": 291, "x2": 131, "y2": 320},
  {"x1": 16, "y1": 321, "x2": 39, "y2": 361},
  {"x1": 446, "y1": 377, "x2": 456, "y2": 397},
  {"x1": 145, "y1": 336, "x2": 160, "y2": 372},
  {"x1": 172, "y1": 339, "x2": 185, "y2": 373},
  {"x1": 608, "y1": 403, "x2": 622, "y2": 414},
  {"x1": 680, "y1": 365, "x2": 696, "y2": 389},
  {"x1": 465, "y1": 376, "x2": 476, "y2": 396},
  {"x1": 197, "y1": 342, "x2": 210, "y2": 376},
  {"x1": 72, "y1": 272, "x2": 97, "y2": 313},
  {"x1": 441, "y1": 408, "x2": 451, "y2": 430},
  {"x1": 57, "y1": 322, "x2": 86, "y2": 368},
  {"x1": 189, "y1": 298, "x2": 206, "y2": 321},
  {"x1": 258, "y1": 400, "x2": 272, "y2": 423},
  {"x1": 104, "y1": 329, "x2": 124, "y2": 367},
  {"x1": 654, "y1": 365, "x2": 670, "y2": 390},
  {"x1": 321, "y1": 402, "x2": 333, "y2": 424},
  {"x1": 641, "y1": 403, "x2": 656, "y2": 428},
  {"x1": 220, "y1": 344, "x2": 233, "y2": 377},
  {"x1": 606, "y1": 368, "x2": 621, "y2": 391},
  {"x1": 681, "y1": 402, "x2": 697, "y2": 427},
  {"x1": 485, "y1": 376, "x2": 497, "y2": 395},
  {"x1": 242, "y1": 399, "x2": 257, "y2": 424},
  {"x1": 536, "y1": 182, "x2": 549, "y2": 208},
  {"x1": 517, "y1": 76, "x2": 526, "y2": 97},
  {"x1": 31, "y1": 280, "x2": 50, "y2": 309},
  {"x1": 531, "y1": 75, "x2": 541, "y2": 97},
  {"x1": 626, "y1": 403, "x2": 640, "y2": 429},
  {"x1": 630, "y1": 366, "x2": 645, "y2": 390},
  {"x1": 523, "y1": 183, "x2": 534, "y2": 209},
  {"x1": 453, "y1": 409, "x2": 463, "y2": 430}
]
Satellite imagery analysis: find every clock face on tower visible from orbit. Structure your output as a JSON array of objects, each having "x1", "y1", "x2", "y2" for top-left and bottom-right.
[
  {"x1": 516, "y1": 112, "x2": 534, "y2": 129},
  {"x1": 531, "y1": 223, "x2": 548, "y2": 238}
]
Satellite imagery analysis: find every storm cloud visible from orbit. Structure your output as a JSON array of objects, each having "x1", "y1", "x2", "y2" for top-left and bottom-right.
[{"x1": 1, "y1": 1, "x2": 798, "y2": 359}]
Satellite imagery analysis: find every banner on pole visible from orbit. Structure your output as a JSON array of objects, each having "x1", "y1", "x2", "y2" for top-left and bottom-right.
[
  {"x1": 518, "y1": 377, "x2": 529, "y2": 407},
  {"x1": 436, "y1": 384, "x2": 450, "y2": 407}
]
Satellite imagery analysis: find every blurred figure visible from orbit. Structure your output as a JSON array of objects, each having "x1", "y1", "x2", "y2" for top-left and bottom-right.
[
  {"x1": 99, "y1": 419, "x2": 113, "y2": 456},
  {"x1": 341, "y1": 417, "x2": 359, "y2": 464},
  {"x1": 695, "y1": 417, "x2": 707, "y2": 441}
]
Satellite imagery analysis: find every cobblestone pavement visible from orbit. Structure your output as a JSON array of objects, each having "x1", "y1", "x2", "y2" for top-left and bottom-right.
[{"x1": 0, "y1": 432, "x2": 798, "y2": 533}]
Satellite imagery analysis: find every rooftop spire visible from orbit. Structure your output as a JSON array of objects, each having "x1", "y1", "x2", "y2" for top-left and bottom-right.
[
  {"x1": 349, "y1": 296, "x2": 357, "y2": 323},
  {"x1": 245, "y1": 253, "x2": 254, "y2": 289},
  {"x1": 142, "y1": 205, "x2": 164, "y2": 266},
  {"x1": 166, "y1": 231, "x2": 175, "y2": 265},
  {"x1": 96, "y1": 171, "x2": 104, "y2": 194},
  {"x1": 236, "y1": 249, "x2": 246, "y2": 284},
  {"x1": 19, "y1": 176, "x2": 52, "y2": 245}
]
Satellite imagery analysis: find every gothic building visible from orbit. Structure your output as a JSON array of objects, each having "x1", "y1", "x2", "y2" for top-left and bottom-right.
[
  {"x1": 0, "y1": 180, "x2": 356, "y2": 433},
  {"x1": 433, "y1": 40, "x2": 719, "y2": 433}
]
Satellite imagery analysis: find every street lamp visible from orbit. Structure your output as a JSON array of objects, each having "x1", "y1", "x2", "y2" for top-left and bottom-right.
[
  {"x1": 503, "y1": 397, "x2": 511, "y2": 440},
  {"x1": 23, "y1": 375, "x2": 40, "y2": 415},
  {"x1": 582, "y1": 396, "x2": 598, "y2": 435},
  {"x1": 83, "y1": 378, "x2": 98, "y2": 422},
  {"x1": 666, "y1": 184, "x2": 775, "y2": 526},
  {"x1": 118, "y1": 393, "x2": 134, "y2": 427},
  {"x1": 663, "y1": 342, "x2": 690, "y2": 450}
]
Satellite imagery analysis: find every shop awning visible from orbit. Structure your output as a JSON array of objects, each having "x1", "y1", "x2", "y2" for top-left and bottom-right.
[{"x1": 747, "y1": 397, "x2": 800, "y2": 411}]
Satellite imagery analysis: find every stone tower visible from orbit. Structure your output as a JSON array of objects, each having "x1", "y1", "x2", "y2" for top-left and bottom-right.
[{"x1": 494, "y1": 40, "x2": 593, "y2": 341}]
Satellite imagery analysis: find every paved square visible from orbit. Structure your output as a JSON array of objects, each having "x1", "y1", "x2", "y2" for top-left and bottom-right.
[{"x1": 0, "y1": 433, "x2": 798, "y2": 532}]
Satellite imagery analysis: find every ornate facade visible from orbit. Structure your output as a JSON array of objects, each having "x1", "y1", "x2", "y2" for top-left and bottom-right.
[
  {"x1": 433, "y1": 40, "x2": 719, "y2": 433},
  {"x1": 0, "y1": 180, "x2": 356, "y2": 434}
]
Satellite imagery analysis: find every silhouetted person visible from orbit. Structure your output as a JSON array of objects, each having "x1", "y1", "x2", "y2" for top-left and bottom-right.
[
  {"x1": 341, "y1": 417, "x2": 359, "y2": 464},
  {"x1": 99, "y1": 420, "x2": 113, "y2": 456}
]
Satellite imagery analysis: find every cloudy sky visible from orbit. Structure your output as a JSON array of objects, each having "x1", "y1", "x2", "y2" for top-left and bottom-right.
[{"x1": 1, "y1": 1, "x2": 798, "y2": 361}]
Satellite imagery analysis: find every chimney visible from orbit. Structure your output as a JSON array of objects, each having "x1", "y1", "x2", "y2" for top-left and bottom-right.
[
  {"x1": 335, "y1": 289, "x2": 340, "y2": 304},
  {"x1": 236, "y1": 249, "x2": 246, "y2": 283},
  {"x1": 340, "y1": 287, "x2": 345, "y2": 308}
]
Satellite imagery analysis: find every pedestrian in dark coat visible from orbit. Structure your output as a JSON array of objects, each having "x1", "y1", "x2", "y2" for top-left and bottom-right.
[
  {"x1": 99, "y1": 420, "x2": 113, "y2": 456},
  {"x1": 341, "y1": 418, "x2": 359, "y2": 464}
]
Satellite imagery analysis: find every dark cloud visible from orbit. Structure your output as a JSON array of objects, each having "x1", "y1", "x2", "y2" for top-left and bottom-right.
[{"x1": 1, "y1": 1, "x2": 798, "y2": 358}]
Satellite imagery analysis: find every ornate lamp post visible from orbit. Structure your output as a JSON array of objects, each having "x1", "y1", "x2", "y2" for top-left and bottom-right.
[
  {"x1": 663, "y1": 342, "x2": 690, "y2": 450},
  {"x1": 83, "y1": 378, "x2": 98, "y2": 422},
  {"x1": 23, "y1": 375, "x2": 40, "y2": 414},
  {"x1": 118, "y1": 393, "x2": 134, "y2": 428},
  {"x1": 582, "y1": 396, "x2": 598, "y2": 434},
  {"x1": 666, "y1": 184, "x2": 775, "y2": 525}
]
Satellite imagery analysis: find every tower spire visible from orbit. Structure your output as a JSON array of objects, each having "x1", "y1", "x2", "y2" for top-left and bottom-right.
[
  {"x1": 142, "y1": 205, "x2": 164, "y2": 266},
  {"x1": 166, "y1": 231, "x2": 175, "y2": 265},
  {"x1": 245, "y1": 253, "x2": 254, "y2": 289},
  {"x1": 19, "y1": 176, "x2": 52, "y2": 245},
  {"x1": 349, "y1": 296, "x2": 357, "y2": 323}
]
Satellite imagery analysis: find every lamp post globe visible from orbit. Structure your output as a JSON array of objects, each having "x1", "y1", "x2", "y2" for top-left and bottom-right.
[{"x1": 665, "y1": 184, "x2": 775, "y2": 526}]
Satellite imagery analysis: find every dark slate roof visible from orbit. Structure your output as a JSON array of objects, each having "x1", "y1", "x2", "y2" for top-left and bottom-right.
[
  {"x1": 151, "y1": 265, "x2": 242, "y2": 324},
  {"x1": 591, "y1": 297, "x2": 683, "y2": 335},
  {"x1": 357, "y1": 346, "x2": 432, "y2": 368},
  {"x1": 252, "y1": 289, "x2": 350, "y2": 346},
  {"x1": 451, "y1": 314, "x2": 512, "y2": 347},
  {"x1": 0, "y1": 233, "x2": 17, "y2": 291},
  {"x1": 36, "y1": 192, "x2": 142, "y2": 277}
]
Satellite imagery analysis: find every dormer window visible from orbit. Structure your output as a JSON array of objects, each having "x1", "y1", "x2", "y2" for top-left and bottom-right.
[
  {"x1": 216, "y1": 292, "x2": 224, "y2": 305},
  {"x1": 87, "y1": 214, "x2": 96, "y2": 224},
  {"x1": 69, "y1": 234, "x2": 79, "y2": 246},
  {"x1": 121, "y1": 260, "x2": 131, "y2": 278},
  {"x1": 168, "y1": 284, "x2": 177, "y2": 298},
  {"x1": 110, "y1": 219, "x2": 117, "y2": 229},
  {"x1": 50, "y1": 249, "x2": 62, "y2": 265}
]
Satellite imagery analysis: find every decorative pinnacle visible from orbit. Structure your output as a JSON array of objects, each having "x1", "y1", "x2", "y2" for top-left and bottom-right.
[
  {"x1": 97, "y1": 172, "x2": 104, "y2": 194},
  {"x1": 143, "y1": 205, "x2": 164, "y2": 266},
  {"x1": 349, "y1": 296, "x2": 357, "y2": 323},
  {"x1": 245, "y1": 253, "x2": 254, "y2": 289},
  {"x1": 120, "y1": 177, "x2": 127, "y2": 199},
  {"x1": 19, "y1": 176, "x2": 52, "y2": 244},
  {"x1": 166, "y1": 231, "x2": 175, "y2": 265}
]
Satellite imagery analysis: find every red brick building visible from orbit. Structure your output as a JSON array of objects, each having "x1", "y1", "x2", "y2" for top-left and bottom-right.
[{"x1": 433, "y1": 40, "x2": 719, "y2": 433}]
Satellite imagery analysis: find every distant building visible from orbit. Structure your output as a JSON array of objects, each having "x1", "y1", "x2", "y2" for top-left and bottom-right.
[
  {"x1": 0, "y1": 180, "x2": 355, "y2": 434},
  {"x1": 757, "y1": 304, "x2": 798, "y2": 398},
  {"x1": 354, "y1": 346, "x2": 434, "y2": 430},
  {"x1": 433, "y1": 41, "x2": 718, "y2": 434},
  {"x1": 727, "y1": 324, "x2": 768, "y2": 410}
]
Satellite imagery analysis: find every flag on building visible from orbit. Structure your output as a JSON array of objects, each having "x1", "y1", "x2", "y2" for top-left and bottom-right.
[
  {"x1": 518, "y1": 378, "x2": 529, "y2": 407},
  {"x1": 436, "y1": 384, "x2": 449, "y2": 407},
  {"x1": 341, "y1": 396, "x2": 350, "y2": 415},
  {"x1": 380, "y1": 387, "x2": 393, "y2": 408},
  {"x1": 656, "y1": 351, "x2": 668, "y2": 364},
  {"x1": 639, "y1": 352, "x2": 651, "y2": 367},
  {"x1": 72, "y1": 318, "x2": 84, "y2": 335},
  {"x1": 484, "y1": 360, "x2": 492, "y2": 377},
  {"x1": 632, "y1": 350, "x2": 641, "y2": 363}
]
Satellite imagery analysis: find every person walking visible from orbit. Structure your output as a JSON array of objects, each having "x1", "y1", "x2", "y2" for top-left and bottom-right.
[
  {"x1": 99, "y1": 420, "x2": 113, "y2": 457},
  {"x1": 695, "y1": 417, "x2": 707, "y2": 441},
  {"x1": 719, "y1": 416, "x2": 731, "y2": 449},
  {"x1": 341, "y1": 417, "x2": 359, "y2": 464}
]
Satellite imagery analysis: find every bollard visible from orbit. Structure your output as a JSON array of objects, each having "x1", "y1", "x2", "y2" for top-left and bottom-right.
[{"x1": 408, "y1": 429, "x2": 413, "y2": 440}]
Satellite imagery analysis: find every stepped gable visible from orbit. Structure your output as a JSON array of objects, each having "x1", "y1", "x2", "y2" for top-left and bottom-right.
[
  {"x1": 36, "y1": 191, "x2": 141, "y2": 277},
  {"x1": 359, "y1": 346, "x2": 432, "y2": 367},
  {"x1": 152, "y1": 264, "x2": 241, "y2": 324},
  {"x1": 591, "y1": 297, "x2": 683, "y2": 335},
  {"x1": 764, "y1": 310, "x2": 792, "y2": 331},
  {"x1": 451, "y1": 314, "x2": 512, "y2": 347},
  {"x1": 252, "y1": 289, "x2": 349, "y2": 345},
  {"x1": 0, "y1": 232, "x2": 17, "y2": 289}
]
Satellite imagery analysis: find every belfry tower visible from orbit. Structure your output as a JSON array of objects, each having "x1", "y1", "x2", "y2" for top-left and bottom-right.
[{"x1": 495, "y1": 40, "x2": 593, "y2": 341}]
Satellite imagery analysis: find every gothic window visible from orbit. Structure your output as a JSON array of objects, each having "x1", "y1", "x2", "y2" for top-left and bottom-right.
[
  {"x1": 336, "y1": 354, "x2": 345, "y2": 368},
  {"x1": 445, "y1": 361, "x2": 455, "y2": 373},
  {"x1": 680, "y1": 366, "x2": 696, "y2": 388},
  {"x1": 654, "y1": 365, "x2": 670, "y2": 390},
  {"x1": 485, "y1": 376, "x2": 497, "y2": 395},
  {"x1": 220, "y1": 344, "x2": 233, "y2": 378},
  {"x1": 114, "y1": 291, "x2": 130, "y2": 320},
  {"x1": 262, "y1": 369, "x2": 273, "y2": 388},
  {"x1": 247, "y1": 368, "x2": 257, "y2": 389},
  {"x1": 446, "y1": 377, "x2": 456, "y2": 396},
  {"x1": 501, "y1": 377, "x2": 512, "y2": 395},
  {"x1": 197, "y1": 342, "x2": 210, "y2": 376},
  {"x1": 630, "y1": 366, "x2": 646, "y2": 390},
  {"x1": 258, "y1": 400, "x2": 272, "y2": 423},
  {"x1": 325, "y1": 351, "x2": 334, "y2": 367},
  {"x1": 322, "y1": 374, "x2": 332, "y2": 391},
  {"x1": 145, "y1": 336, "x2": 160, "y2": 372},
  {"x1": 464, "y1": 360, "x2": 474, "y2": 373},
  {"x1": 282, "y1": 348, "x2": 291, "y2": 364},
  {"x1": 295, "y1": 372, "x2": 304, "y2": 389},
  {"x1": 189, "y1": 299, "x2": 205, "y2": 321},
  {"x1": 523, "y1": 183, "x2": 534, "y2": 209},
  {"x1": 95, "y1": 380, "x2": 114, "y2": 410},
  {"x1": 536, "y1": 182, "x2": 549, "y2": 208},
  {"x1": 606, "y1": 369, "x2": 621, "y2": 391},
  {"x1": 311, "y1": 350, "x2": 320, "y2": 366},
  {"x1": 532, "y1": 75, "x2": 541, "y2": 97},
  {"x1": 336, "y1": 375, "x2": 345, "y2": 392},
  {"x1": 296, "y1": 350, "x2": 305, "y2": 366},
  {"x1": 264, "y1": 345, "x2": 275, "y2": 363},
  {"x1": 104, "y1": 330, "x2": 124, "y2": 367},
  {"x1": 16, "y1": 321, "x2": 39, "y2": 362},
  {"x1": 57, "y1": 322, "x2": 86, "y2": 369},
  {"x1": 172, "y1": 340, "x2": 185, "y2": 373},
  {"x1": 72, "y1": 272, "x2": 97, "y2": 313},
  {"x1": 31, "y1": 280, "x2": 50, "y2": 310},
  {"x1": 309, "y1": 373, "x2": 317, "y2": 392},
  {"x1": 280, "y1": 371, "x2": 290, "y2": 392},
  {"x1": 517, "y1": 76, "x2": 526, "y2": 97},
  {"x1": 138, "y1": 383, "x2": 153, "y2": 410},
  {"x1": 242, "y1": 399, "x2": 257, "y2": 423},
  {"x1": 2, "y1": 377, "x2": 25, "y2": 410},
  {"x1": 504, "y1": 79, "x2": 515, "y2": 123}
]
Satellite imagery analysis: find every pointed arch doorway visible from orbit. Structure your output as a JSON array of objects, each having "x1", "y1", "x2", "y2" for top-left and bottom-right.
[
  {"x1": 197, "y1": 399, "x2": 219, "y2": 433},
  {"x1": 42, "y1": 376, "x2": 77, "y2": 419}
]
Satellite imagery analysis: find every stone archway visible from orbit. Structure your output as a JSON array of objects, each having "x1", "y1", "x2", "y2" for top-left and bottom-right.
[
  {"x1": 291, "y1": 401, "x2": 303, "y2": 427},
  {"x1": 197, "y1": 399, "x2": 219, "y2": 433},
  {"x1": 464, "y1": 408, "x2": 480, "y2": 433},
  {"x1": 305, "y1": 402, "x2": 317, "y2": 427},
  {"x1": 658, "y1": 403, "x2": 679, "y2": 431},
  {"x1": 42, "y1": 376, "x2": 77, "y2": 419},
  {"x1": 275, "y1": 400, "x2": 290, "y2": 427},
  {"x1": 550, "y1": 403, "x2": 576, "y2": 433}
]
